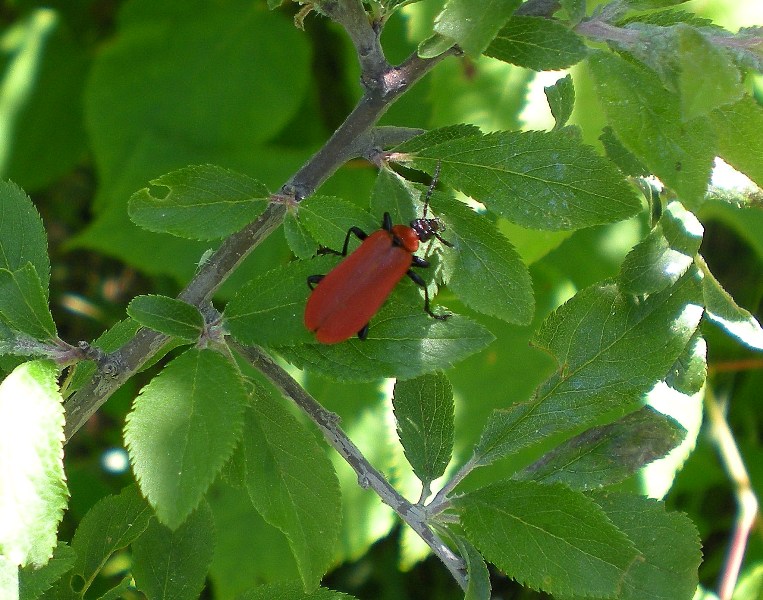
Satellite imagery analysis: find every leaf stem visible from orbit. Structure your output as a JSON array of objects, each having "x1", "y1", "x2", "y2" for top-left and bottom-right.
[
  {"x1": 705, "y1": 385, "x2": 759, "y2": 600},
  {"x1": 232, "y1": 342, "x2": 468, "y2": 589},
  {"x1": 428, "y1": 456, "x2": 478, "y2": 514}
]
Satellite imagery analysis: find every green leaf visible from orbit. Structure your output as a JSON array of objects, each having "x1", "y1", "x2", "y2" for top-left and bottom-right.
[
  {"x1": 401, "y1": 129, "x2": 640, "y2": 230},
  {"x1": 599, "y1": 126, "x2": 650, "y2": 177},
  {"x1": 589, "y1": 492, "x2": 701, "y2": 600},
  {"x1": 677, "y1": 25, "x2": 744, "y2": 121},
  {"x1": 698, "y1": 255, "x2": 763, "y2": 351},
  {"x1": 436, "y1": 194, "x2": 534, "y2": 325},
  {"x1": 128, "y1": 165, "x2": 269, "y2": 240},
  {"x1": 544, "y1": 74, "x2": 575, "y2": 130},
  {"x1": 284, "y1": 211, "x2": 318, "y2": 260},
  {"x1": 278, "y1": 305, "x2": 494, "y2": 382},
  {"x1": 417, "y1": 33, "x2": 459, "y2": 59},
  {"x1": 588, "y1": 51, "x2": 715, "y2": 207},
  {"x1": 485, "y1": 16, "x2": 587, "y2": 71},
  {"x1": 433, "y1": 0, "x2": 522, "y2": 57},
  {"x1": 85, "y1": 3, "x2": 309, "y2": 191},
  {"x1": 19, "y1": 542, "x2": 75, "y2": 600},
  {"x1": 1, "y1": 13, "x2": 89, "y2": 192},
  {"x1": 70, "y1": 485, "x2": 152, "y2": 593},
  {"x1": 127, "y1": 295, "x2": 204, "y2": 341},
  {"x1": 392, "y1": 372, "x2": 454, "y2": 485},
  {"x1": 237, "y1": 581, "x2": 357, "y2": 600},
  {"x1": 665, "y1": 332, "x2": 707, "y2": 395},
  {"x1": 453, "y1": 535, "x2": 491, "y2": 600},
  {"x1": 242, "y1": 383, "x2": 341, "y2": 590},
  {"x1": 124, "y1": 349, "x2": 248, "y2": 529},
  {"x1": 0, "y1": 264, "x2": 57, "y2": 341},
  {"x1": 560, "y1": 0, "x2": 586, "y2": 24},
  {"x1": 224, "y1": 257, "x2": 334, "y2": 347},
  {"x1": 298, "y1": 195, "x2": 377, "y2": 250},
  {"x1": 369, "y1": 168, "x2": 420, "y2": 226},
  {"x1": 132, "y1": 501, "x2": 215, "y2": 600},
  {"x1": 516, "y1": 406, "x2": 686, "y2": 489},
  {"x1": 0, "y1": 360, "x2": 66, "y2": 568},
  {"x1": 94, "y1": 576, "x2": 132, "y2": 600},
  {"x1": 457, "y1": 480, "x2": 639, "y2": 598},
  {"x1": 625, "y1": 0, "x2": 691, "y2": 8},
  {"x1": 393, "y1": 124, "x2": 481, "y2": 155},
  {"x1": 207, "y1": 483, "x2": 300, "y2": 597},
  {"x1": 473, "y1": 269, "x2": 704, "y2": 466},
  {"x1": 620, "y1": 201, "x2": 703, "y2": 295},
  {"x1": 710, "y1": 96, "x2": 763, "y2": 188},
  {"x1": 0, "y1": 181, "x2": 49, "y2": 293}
]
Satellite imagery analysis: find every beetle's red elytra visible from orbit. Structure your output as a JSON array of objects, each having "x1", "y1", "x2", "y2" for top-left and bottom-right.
[{"x1": 304, "y1": 170, "x2": 451, "y2": 344}]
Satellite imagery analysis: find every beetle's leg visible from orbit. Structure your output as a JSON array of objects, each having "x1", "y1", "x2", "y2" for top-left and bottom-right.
[
  {"x1": 406, "y1": 269, "x2": 450, "y2": 321},
  {"x1": 357, "y1": 323, "x2": 369, "y2": 341},
  {"x1": 411, "y1": 256, "x2": 430, "y2": 268},
  {"x1": 382, "y1": 212, "x2": 393, "y2": 233},
  {"x1": 341, "y1": 226, "x2": 368, "y2": 256},
  {"x1": 307, "y1": 274, "x2": 324, "y2": 290}
]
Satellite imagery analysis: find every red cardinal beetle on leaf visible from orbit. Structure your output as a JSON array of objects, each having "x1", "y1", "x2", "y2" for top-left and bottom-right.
[{"x1": 304, "y1": 166, "x2": 452, "y2": 344}]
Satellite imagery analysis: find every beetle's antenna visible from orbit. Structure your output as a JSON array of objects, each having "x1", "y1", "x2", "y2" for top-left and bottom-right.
[{"x1": 422, "y1": 161, "x2": 441, "y2": 218}]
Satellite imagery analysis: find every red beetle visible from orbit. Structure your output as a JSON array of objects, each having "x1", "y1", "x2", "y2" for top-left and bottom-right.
[{"x1": 304, "y1": 175, "x2": 452, "y2": 344}]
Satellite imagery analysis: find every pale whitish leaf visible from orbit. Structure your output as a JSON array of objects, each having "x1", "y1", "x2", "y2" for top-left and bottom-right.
[
  {"x1": 128, "y1": 164, "x2": 269, "y2": 240},
  {"x1": 486, "y1": 16, "x2": 587, "y2": 70},
  {"x1": 458, "y1": 480, "x2": 639, "y2": 598},
  {"x1": 588, "y1": 51, "x2": 715, "y2": 207},
  {"x1": 393, "y1": 372, "x2": 454, "y2": 485},
  {"x1": 243, "y1": 383, "x2": 341, "y2": 590},
  {"x1": 401, "y1": 129, "x2": 640, "y2": 230},
  {"x1": 279, "y1": 303, "x2": 494, "y2": 382},
  {"x1": 516, "y1": 407, "x2": 685, "y2": 489},
  {"x1": 237, "y1": 581, "x2": 357, "y2": 599},
  {"x1": 665, "y1": 331, "x2": 706, "y2": 395},
  {"x1": 698, "y1": 255, "x2": 763, "y2": 351},
  {"x1": 0, "y1": 265, "x2": 57, "y2": 341},
  {"x1": 436, "y1": 194, "x2": 534, "y2": 325},
  {"x1": 711, "y1": 96, "x2": 763, "y2": 188},
  {"x1": 0, "y1": 181, "x2": 50, "y2": 294},
  {"x1": 590, "y1": 492, "x2": 701, "y2": 600},
  {"x1": 0, "y1": 360, "x2": 66, "y2": 568},
  {"x1": 0, "y1": 557, "x2": 17, "y2": 600},
  {"x1": 284, "y1": 211, "x2": 318, "y2": 259},
  {"x1": 298, "y1": 195, "x2": 377, "y2": 250},
  {"x1": 124, "y1": 349, "x2": 248, "y2": 529},
  {"x1": 473, "y1": 269, "x2": 704, "y2": 466},
  {"x1": 127, "y1": 295, "x2": 204, "y2": 341},
  {"x1": 545, "y1": 74, "x2": 575, "y2": 131},
  {"x1": 433, "y1": 0, "x2": 521, "y2": 57},
  {"x1": 19, "y1": 542, "x2": 75, "y2": 600},
  {"x1": 224, "y1": 256, "x2": 335, "y2": 347},
  {"x1": 620, "y1": 201, "x2": 703, "y2": 295},
  {"x1": 677, "y1": 25, "x2": 744, "y2": 121},
  {"x1": 453, "y1": 535, "x2": 491, "y2": 600},
  {"x1": 132, "y1": 501, "x2": 215, "y2": 600},
  {"x1": 70, "y1": 485, "x2": 151, "y2": 592}
]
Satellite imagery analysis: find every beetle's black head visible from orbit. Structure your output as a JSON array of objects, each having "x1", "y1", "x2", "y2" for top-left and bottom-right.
[{"x1": 410, "y1": 217, "x2": 453, "y2": 247}]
